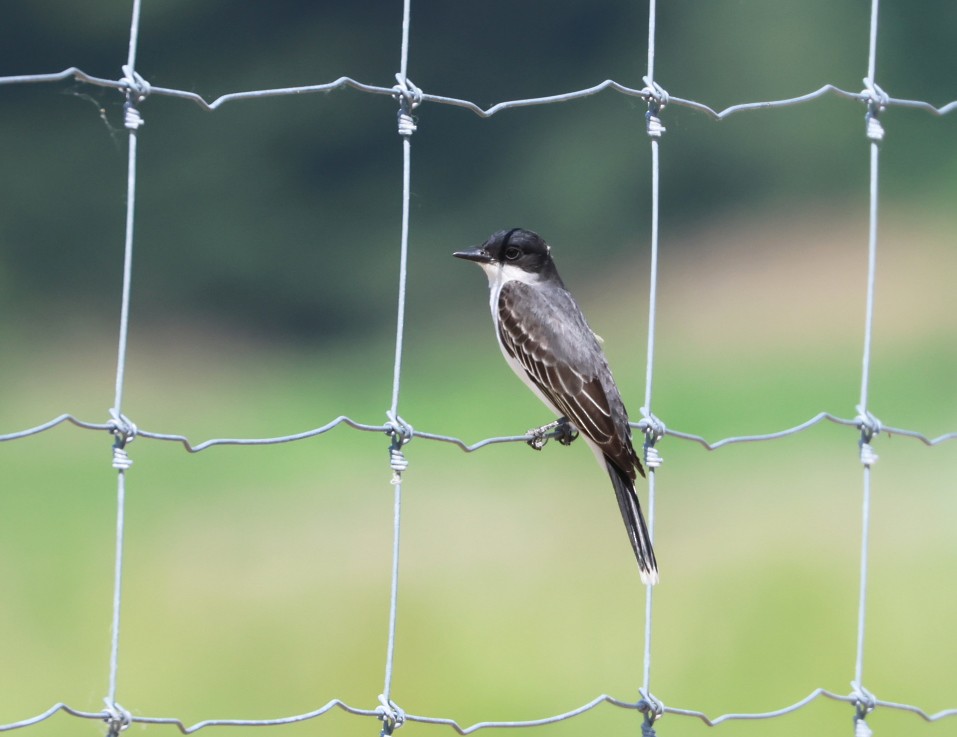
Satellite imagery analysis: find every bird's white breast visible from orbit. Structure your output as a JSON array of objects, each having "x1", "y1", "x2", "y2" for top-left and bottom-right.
[{"x1": 478, "y1": 262, "x2": 560, "y2": 417}]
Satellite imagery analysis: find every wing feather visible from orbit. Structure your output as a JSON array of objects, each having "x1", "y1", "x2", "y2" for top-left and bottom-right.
[{"x1": 497, "y1": 280, "x2": 644, "y2": 481}]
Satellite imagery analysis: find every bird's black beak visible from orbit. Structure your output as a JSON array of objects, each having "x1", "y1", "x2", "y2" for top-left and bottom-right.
[{"x1": 453, "y1": 246, "x2": 493, "y2": 264}]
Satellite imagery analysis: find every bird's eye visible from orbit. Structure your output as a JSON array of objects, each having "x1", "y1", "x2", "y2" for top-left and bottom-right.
[{"x1": 504, "y1": 246, "x2": 521, "y2": 261}]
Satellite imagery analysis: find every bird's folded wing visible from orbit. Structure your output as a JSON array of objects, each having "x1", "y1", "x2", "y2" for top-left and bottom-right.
[{"x1": 497, "y1": 281, "x2": 639, "y2": 476}]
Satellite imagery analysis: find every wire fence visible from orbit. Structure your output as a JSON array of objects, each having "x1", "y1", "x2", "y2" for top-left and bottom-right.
[{"x1": 1, "y1": 0, "x2": 956, "y2": 735}]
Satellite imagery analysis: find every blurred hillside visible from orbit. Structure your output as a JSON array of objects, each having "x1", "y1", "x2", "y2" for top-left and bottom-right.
[{"x1": 1, "y1": 0, "x2": 955, "y2": 341}]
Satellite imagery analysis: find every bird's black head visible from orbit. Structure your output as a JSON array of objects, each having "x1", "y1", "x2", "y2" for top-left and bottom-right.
[{"x1": 454, "y1": 228, "x2": 563, "y2": 283}]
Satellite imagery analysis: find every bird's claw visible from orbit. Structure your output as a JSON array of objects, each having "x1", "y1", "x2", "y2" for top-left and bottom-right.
[
  {"x1": 526, "y1": 427, "x2": 549, "y2": 450},
  {"x1": 525, "y1": 418, "x2": 578, "y2": 450}
]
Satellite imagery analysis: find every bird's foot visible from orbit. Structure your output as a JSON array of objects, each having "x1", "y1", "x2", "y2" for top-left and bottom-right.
[
  {"x1": 525, "y1": 424, "x2": 552, "y2": 450},
  {"x1": 555, "y1": 417, "x2": 579, "y2": 446},
  {"x1": 525, "y1": 417, "x2": 578, "y2": 450}
]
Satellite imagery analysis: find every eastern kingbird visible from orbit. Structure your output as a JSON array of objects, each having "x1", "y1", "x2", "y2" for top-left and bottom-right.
[{"x1": 454, "y1": 228, "x2": 658, "y2": 584}]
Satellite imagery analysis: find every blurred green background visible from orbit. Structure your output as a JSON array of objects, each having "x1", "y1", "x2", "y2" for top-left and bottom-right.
[{"x1": 1, "y1": 1, "x2": 955, "y2": 736}]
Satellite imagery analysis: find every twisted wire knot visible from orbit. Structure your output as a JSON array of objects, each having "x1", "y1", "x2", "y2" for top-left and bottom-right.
[
  {"x1": 855, "y1": 405, "x2": 881, "y2": 466},
  {"x1": 861, "y1": 78, "x2": 889, "y2": 112},
  {"x1": 397, "y1": 111, "x2": 417, "y2": 137},
  {"x1": 855, "y1": 405, "x2": 881, "y2": 440},
  {"x1": 123, "y1": 105, "x2": 144, "y2": 131},
  {"x1": 386, "y1": 411, "x2": 413, "y2": 483},
  {"x1": 851, "y1": 681, "x2": 877, "y2": 718},
  {"x1": 856, "y1": 404, "x2": 882, "y2": 466},
  {"x1": 377, "y1": 694, "x2": 406, "y2": 735},
  {"x1": 644, "y1": 444, "x2": 664, "y2": 469},
  {"x1": 861, "y1": 78, "x2": 888, "y2": 143},
  {"x1": 120, "y1": 65, "x2": 151, "y2": 103},
  {"x1": 112, "y1": 446, "x2": 134, "y2": 471},
  {"x1": 854, "y1": 716, "x2": 874, "y2": 737},
  {"x1": 645, "y1": 113, "x2": 666, "y2": 139},
  {"x1": 859, "y1": 441, "x2": 879, "y2": 467},
  {"x1": 120, "y1": 65, "x2": 150, "y2": 131},
  {"x1": 102, "y1": 700, "x2": 132, "y2": 736},
  {"x1": 642, "y1": 76, "x2": 669, "y2": 138},
  {"x1": 638, "y1": 408, "x2": 666, "y2": 441},
  {"x1": 865, "y1": 115, "x2": 883, "y2": 143},
  {"x1": 637, "y1": 688, "x2": 665, "y2": 723},
  {"x1": 389, "y1": 447, "x2": 409, "y2": 483},
  {"x1": 107, "y1": 408, "x2": 138, "y2": 450},
  {"x1": 386, "y1": 411, "x2": 414, "y2": 446},
  {"x1": 393, "y1": 74, "x2": 422, "y2": 138},
  {"x1": 108, "y1": 410, "x2": 136, "y2": 469},
  {"x1": 639, "y1": 408, "x2": 666, "y2": 468},
  {"x1": 642, "y1": 76, "x2": 670, "y2": 109},
  {"x1": 851, "y1": 681, "x2": 876, "y2": 737}
]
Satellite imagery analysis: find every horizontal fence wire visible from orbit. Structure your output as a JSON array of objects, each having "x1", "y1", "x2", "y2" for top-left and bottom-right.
[
  {"x1": 0, "y1": 67, "x2": 957, "y2": 120},
  {"x1": 1, "y1": 0, "x2": 955, "y2": 734},
  {"x1": 4, "y1": 689, "x2": 957, "y2": 735},
  {"x1": 1, "y1": 412, "x2": 956, "y2": 453},
  {"x1": 3, "y1": 67, "x2": 957, "y2": 118}
]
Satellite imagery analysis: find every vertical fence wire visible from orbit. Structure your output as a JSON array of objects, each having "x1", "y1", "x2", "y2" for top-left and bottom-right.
[
  {"x1": 111, "y1": 10, "x2": 143, "y2": 418},
  {"x1": 852, "y1": 0, "x2": 882, "y2": 723},
  {"x1": 641, "y1": 35, "x2": 661, "y2": 417},
  {"x1": 854, "y1": 467, "x2": 873, "y2": 692},
  {"x1": 387, "y1": 19, "x2": 413, "y2": 421},
  {"x1": 105, "y1": 471, "x2": 126, "y2": 713},
  {"x1": 639, "y1": 0, "x2": 662, "y2": 718},
  {"x1": 104, "y1": 0, "x2": 145, "y2": 724},
  {"x1": 640, "y1": 133, "x2": 660, "y2": 696},
  {"x1": 852, "y1": 134, "x2": 881, "y2": 707},
  {"x1": 858, "y1": 109, "x2": 880, "y2": 413},
  {"x1": 866, "y1": 0, "x2": 880, "y2": 86},
  {"x1": 380, "y1": 0, "x2": 416, "y2": 724}
]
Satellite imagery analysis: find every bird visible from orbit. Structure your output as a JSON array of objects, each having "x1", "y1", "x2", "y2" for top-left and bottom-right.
[{"x1": 454, "y1": 228, "x2": 658, "y2": 584}]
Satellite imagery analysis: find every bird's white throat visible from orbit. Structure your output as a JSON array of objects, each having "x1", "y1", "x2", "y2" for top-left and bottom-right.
[{"x1": 479, "y1": 262, "x2": 542, "y2": 314}]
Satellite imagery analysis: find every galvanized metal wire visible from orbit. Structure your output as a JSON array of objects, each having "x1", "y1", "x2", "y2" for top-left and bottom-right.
[{"x1": 1, "y1": 0, "x2": 955, "y2": 734}]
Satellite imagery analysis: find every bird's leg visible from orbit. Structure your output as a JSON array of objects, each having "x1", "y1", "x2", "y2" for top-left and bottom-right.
[{"x1": 526, "y1": 417, "x2": 578, "y2": 450}]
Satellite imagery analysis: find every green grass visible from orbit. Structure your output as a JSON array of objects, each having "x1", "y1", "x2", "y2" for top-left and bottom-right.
[{"x1": 1, "y1": 209, "x2": 955, "y2": 736}]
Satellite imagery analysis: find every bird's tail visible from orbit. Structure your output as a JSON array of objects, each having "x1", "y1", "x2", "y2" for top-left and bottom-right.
[{"x1": 606, "y1": 459, "x2": 659, "y2": 585}]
